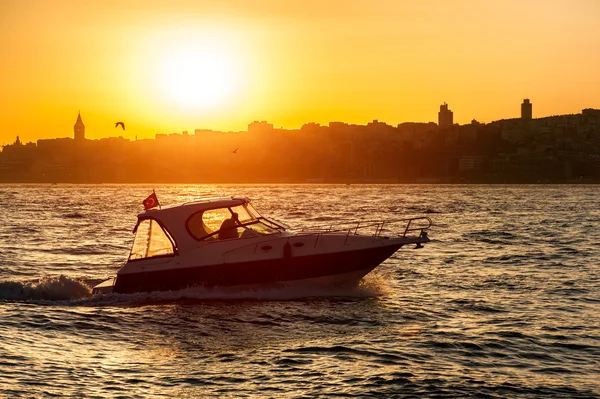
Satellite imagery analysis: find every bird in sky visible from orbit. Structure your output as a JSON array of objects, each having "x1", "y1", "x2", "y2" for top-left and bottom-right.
[
  {"x1": 115, "y1": 122, "x2": 125, "y2": 130},
  {"x1": 232, "y1": 147, "x2": 239, "y2": 154}
]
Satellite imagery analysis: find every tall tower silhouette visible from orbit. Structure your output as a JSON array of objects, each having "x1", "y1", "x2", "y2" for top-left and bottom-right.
[
  {"x1": 74, "y1": 112, "x2": 85, "y2": 141},
  {"x1": 521, "y1": 99, "x2": 532, "y2": 120},
  {"x1": 438, "y1": 103, "x2": 453, "y2": 127}
]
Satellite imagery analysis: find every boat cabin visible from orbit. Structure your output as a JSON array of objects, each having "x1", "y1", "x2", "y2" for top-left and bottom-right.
[{"x1": 128, "y1": 197, "x2": 286, "y2": 261}]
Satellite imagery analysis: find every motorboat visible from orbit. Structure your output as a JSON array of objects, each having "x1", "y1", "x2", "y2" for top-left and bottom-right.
[{"x1": 92, "y1": 196, "x2": 432, "y2": 294}]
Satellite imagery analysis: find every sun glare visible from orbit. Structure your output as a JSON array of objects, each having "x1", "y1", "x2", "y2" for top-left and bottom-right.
[{"x1": 160, "y1": 43, "x2": 237, "y2": 109}]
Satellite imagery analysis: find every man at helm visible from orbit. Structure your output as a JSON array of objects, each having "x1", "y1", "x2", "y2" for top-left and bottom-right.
[{"x1": 218, "y1": 212, "x2": 240, "y2": 240}]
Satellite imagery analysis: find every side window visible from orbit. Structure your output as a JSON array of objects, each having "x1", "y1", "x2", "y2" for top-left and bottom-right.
[
  {"x1": 187, "y1": 212, "x2": 210, "y2": 239},
  {"x1": 129, "y1": 219, "x2": 175, "y2": 260},
  {"x1": 186, "y1": 205, "x2": 264, "y2": 241},
  {"x1": 202, "y1": 208, "x2": 232, "y2": 234},
  {"x1": 187, "y1": 208, "x2": 232, "y2": 240}
]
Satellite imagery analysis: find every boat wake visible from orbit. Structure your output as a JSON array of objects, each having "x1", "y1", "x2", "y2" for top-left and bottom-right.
[
  {"x1": 0, "y1": 275, "x2": 91, "y2": 301},
  {"x1": 0, "y1": 272, "x2": 391, "y2": 304}
]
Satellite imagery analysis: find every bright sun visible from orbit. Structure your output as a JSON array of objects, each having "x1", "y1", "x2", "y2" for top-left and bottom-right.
[{"x1": 160, "y1": 43, "x2": 237, "y2": 109}]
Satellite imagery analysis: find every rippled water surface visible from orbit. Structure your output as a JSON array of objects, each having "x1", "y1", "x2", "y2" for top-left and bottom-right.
[{"x1": 1, "y1": 184, "x2": 599, "y2": 398}]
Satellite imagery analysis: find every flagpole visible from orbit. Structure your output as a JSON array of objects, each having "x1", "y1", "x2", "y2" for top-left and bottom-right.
[{"x1": 153, "y1": 189, "x2": 161, "y2": 209}]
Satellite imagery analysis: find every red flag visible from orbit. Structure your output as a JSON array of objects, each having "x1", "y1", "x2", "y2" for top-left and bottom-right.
[{"x1": 143, "y1": 191, "x2": 159, "y2": 211}]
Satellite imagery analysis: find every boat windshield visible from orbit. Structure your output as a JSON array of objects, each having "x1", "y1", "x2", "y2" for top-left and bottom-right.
[
  {"x1": 129, "y1": 219, "x2": 176, "y2": 260},
  {"x1": 186, "y1": 203, "x2": 282, "y2": 241}
]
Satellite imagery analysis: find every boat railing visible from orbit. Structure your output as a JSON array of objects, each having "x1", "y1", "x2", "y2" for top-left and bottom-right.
[
  {"x1": 221, "y1": 216, "x2": 432, "y2": 260},
  {"x1": 297, "y1": 216, "x2": 432, "y2": 238}
]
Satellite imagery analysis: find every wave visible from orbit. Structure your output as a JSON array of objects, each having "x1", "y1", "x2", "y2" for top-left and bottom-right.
[
  {"x1": 404, "y1": 205, "x2": 443, "y2": 214},
  {"x1": 34, "y1": 243, "x2": 129, "y2": 256},
  {"x1": 462, "y1": 230, "x2": 519, "y2": 245},
  {"x1": 0, "y1": 275, "x2": 92, "y2": 301},
  {"x1": 6, "y1": 226, "x2": 39, "y2": 234},
  {"x1": 63, "y1": 212, "x2": 85, "y2": 219}
]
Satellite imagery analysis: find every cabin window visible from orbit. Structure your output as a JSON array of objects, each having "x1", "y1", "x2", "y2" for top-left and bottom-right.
[
  {"x1": 187, "y1": 208, "x2": 233, "y2": 240},
  {"x1": 245, "y1": 203, "x2": 262, "y2": 219},
  {"x1": 187, "y1": 212, "x2": 211, "y2": 239},
  {"x1": 129, "y1": 219, "x2": 175, "y2": 260},
  {"x1": 230, "y1": 205, "x2": 255, "y2": 224},
  {"x1": 201, "y1": 208, "x2": 233, "y2": 236},
  {"x1": 186, "y1": 204, "x2": 282, "y2": 241}
]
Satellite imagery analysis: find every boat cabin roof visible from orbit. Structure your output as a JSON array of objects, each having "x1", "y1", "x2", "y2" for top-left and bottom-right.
[
  {"x1": 138, "y1": 196, "x2": 249, "y2": 219},
  {"x1": 132, "y1": 196, "x2": 282, "y2": 254}
]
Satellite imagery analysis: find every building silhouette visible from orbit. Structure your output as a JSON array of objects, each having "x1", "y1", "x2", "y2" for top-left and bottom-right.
[
  {"x1": 438, "y1": 103, "x2": 453, "y2": 127},
  {"x1": 74, "y1": 112, "x2": 85, "y2": 141},
  {"x1": 2, "y1": 103, "x2": 599, "y2": 184},
  {"x1": 521, "y1": 99, "x2": 532, "y2": 120}
]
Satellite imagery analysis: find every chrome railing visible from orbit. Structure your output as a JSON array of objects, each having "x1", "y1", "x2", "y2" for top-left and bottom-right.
[
  {"x1": 221, "y1": 216, "x2": 432, "y2": 260},
  {"x1": 297, "y1": 216, "x2": 432, "y2": 238}
]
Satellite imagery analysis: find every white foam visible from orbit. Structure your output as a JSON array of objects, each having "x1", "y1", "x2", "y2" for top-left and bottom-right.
[
  {"x1": 98, "y1": 271, "x2": 390, "y2": 303},
  {"x1": 0, "y1": 275, "x2": 91, "y2": 301}
]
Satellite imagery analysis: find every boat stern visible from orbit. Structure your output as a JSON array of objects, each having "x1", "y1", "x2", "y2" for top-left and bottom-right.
[{"x1": 92, "y1": 277, "x2": 116, "y2": 295}]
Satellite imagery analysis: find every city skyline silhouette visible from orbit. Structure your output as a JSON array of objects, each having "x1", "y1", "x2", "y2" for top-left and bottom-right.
[
  {"x1": 2, "y1": 101, "x2": 599, "y2": 184},
  {"x1": 0, "y1": 98, "x2": 577, "y2": 145}
]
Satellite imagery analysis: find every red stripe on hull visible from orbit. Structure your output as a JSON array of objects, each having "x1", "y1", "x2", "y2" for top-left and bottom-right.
[{"x1": 114, "y1": 244, "x2": 402, "y2": 294}]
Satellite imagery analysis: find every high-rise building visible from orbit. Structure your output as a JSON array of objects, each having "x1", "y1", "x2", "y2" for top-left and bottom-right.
[
  {"x1": 521, "y1": 99, "x2": 532, "y2": 120},
  {"x1": 74, "y1": 112, "x2": 85, "y2": 141},
  {"x1": 438, "y1": 103, "x2": 453, "y2": 127}
]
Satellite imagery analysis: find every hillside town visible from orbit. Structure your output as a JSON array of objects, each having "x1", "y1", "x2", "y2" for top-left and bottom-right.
[{"x1": 1, "y1": 100, "x2": 599, "y2": 183}]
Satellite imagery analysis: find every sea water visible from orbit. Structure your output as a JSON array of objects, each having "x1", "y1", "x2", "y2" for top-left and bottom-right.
[{"x1": 0, "y1": 184, "x2": 598, "y2": 398}]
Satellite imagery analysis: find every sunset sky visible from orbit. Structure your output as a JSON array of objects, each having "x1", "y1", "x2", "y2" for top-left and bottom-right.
[{"x1": 1, "y1": 0, "x2": 599, "y2": 143}]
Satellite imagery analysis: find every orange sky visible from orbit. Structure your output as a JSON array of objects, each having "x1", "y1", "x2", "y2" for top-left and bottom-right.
[{"x1": 1, "y1": 0, "x2": 599, "y2": 143}]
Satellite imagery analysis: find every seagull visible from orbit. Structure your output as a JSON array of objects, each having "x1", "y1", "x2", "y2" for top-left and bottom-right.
[
  {"x1": 115, "y1": 122, "x2": 125, "y2": 130},
  {"x1": 232, "y1": 147, "x2": 239, "y2": 154}
]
